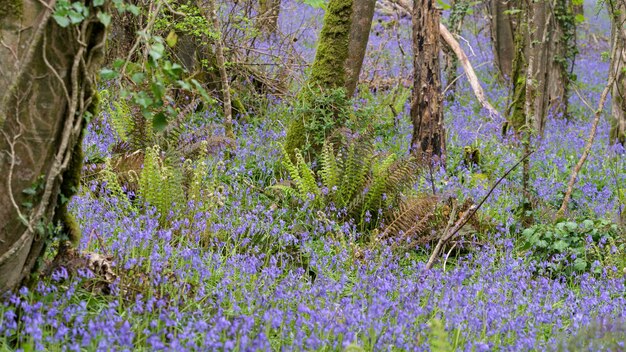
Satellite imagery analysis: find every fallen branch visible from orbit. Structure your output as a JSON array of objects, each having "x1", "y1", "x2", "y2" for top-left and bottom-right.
[
  {"x1": 377, "y1": 0, "x2": 503, "y2": 120},
  {"x1": 424, "y1": 151, "x2": 533, "y2": 270},
  {"x1": 439, "y1": 23, "x2": 503, "y2": 120}
]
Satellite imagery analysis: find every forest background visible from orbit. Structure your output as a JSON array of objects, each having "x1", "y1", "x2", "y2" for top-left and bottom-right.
[{"x1": 0, "y1": 0, "x2": 626, "y2": 350}]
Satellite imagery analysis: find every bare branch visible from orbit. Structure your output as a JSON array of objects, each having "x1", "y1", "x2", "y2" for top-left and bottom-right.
[{"x1": 439, "y1": 23, "x2": 503, "y2": 120}]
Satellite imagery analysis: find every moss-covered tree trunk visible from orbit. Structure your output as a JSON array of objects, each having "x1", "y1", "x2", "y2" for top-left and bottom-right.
[
  {"x1": 443, "y1": 0, "x2": 469, "y2": 99},
  {"x1": 344, "y1": 0, "x2": 376, "y2": 98},
  {"x1": 507, "y1": 0, "x2": 576, "y2": 136},
  {"x1": 0, "y1": 0, "x2": 108, "y2": 292},
  {"x1": 608, "y1": 0, "x2": 626, "y2": 146},
  {"x1": 410, "y1": 0, "x2": 445, "y2": 160},
  {"x1": 284, "y1": 0, "x2": 353, "y2": 159}
]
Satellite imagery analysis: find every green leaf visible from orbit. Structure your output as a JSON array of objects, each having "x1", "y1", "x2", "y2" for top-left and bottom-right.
[
  {"x1": 166, "y1": 31, "x2": 178, "y2": 48},
  {"x1": 582, "y1": 219, "x2": 594, "y2": 229},
  {"x1": 299, "y1": 0, "x2": 326, "y2": 9},
  {"x1": 565, "y1": 221, "x2": 578, "y2": 232},
  {"x1": 152, "y1": 112, "x2": 168, "y2": 132},
  {"x1": 436, "y1": 0, "x2": 451, "y2": 10},
  {"x1": 93, "y1": 0, "x2": 104, "y2": 6},
  {"x1": 22, "y1": 187, "x2": 37, "y2": 196},
  {"x1": 573, "y1": 258, "x2": 587, "y2": 272},
  {"x1": 522, "y1": 228, "x2": 535, "y2": 238},
  {"x1": 127, "y1": 4, "x2": 140, "y2": 16},
  {"x1": 97, "y1": 11, "x2": 111, "y2": 26},
  {"x1": 575, "y1": 14, "x2": 585, "y2": 23},
  {"x1": 552, "y1": 240, "x2": 569, "y2": 253},
  {"x1": 149, "y1": 42, "x2": 165, "y2": 62},
  {"x1": 134, "y1": 91, "x2": 153, "y2": 109},
  {"x1": 53, "y1": 15, "x2": 70, "y2": 27},
  {"x1": 131, "y1": 72, "x2": 145, "y2": 84},
  {"x1": 151, "y1": 82, "x2": 165, "y2": 101},
  {"x1": 99, "y1": 68, "x2": 118, "y2": 80}
]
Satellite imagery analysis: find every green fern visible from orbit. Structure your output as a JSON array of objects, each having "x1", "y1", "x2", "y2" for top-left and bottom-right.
[
  {"x1": 139, "y1": 146, "x2": 184, "y2": 223},
  {"x1": 338, "y1": 140, "x2": 372, "y2": 207},
  {"x1": 100, "y1": 159, "x2": 134, "y2": 211},
  {"x1": 281, "y1": 145, "x2": 304, "y2": 194},
  {"x1": 318, "y1": 142, "x2": 341, "y2": 193},
  {"x1": 295, "y1": 150, "x2": 321, "y2": 199}
]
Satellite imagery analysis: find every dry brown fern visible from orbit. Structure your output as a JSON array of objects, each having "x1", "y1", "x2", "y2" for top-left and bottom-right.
[{"x1": 379, "y1": 195, "x2": 439, "y2": 244}]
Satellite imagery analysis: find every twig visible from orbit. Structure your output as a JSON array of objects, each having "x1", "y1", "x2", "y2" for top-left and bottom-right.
[
  {"x1": 557, "y1": 76, "x2": 615, "y2": 217},
  {"x1": 424, "y1": 150, "x2": 533, "y2": 270}
]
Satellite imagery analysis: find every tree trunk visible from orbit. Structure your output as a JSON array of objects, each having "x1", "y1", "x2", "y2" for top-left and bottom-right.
[
  {"x1": 411, "y1": 0, "x2": 445, "y2": 160},
  {"x1": 507, "y1": 0, "x2": 576, "y2": 136},
  {"x1": 198, "y1": 0, "x2": 235, "y2": 139},
  {"x1": 0, "y1": 0, "x2": 108, "y2": 292},
  {"x1": 489, "y1": 0, "x2": 516, "y2": 80},
  {"x1": 284, "y1": 0, "x2": 353, "y2": 159},
  {"x1": 608, "y1": 0, "x2": 626, "y2": 146},
  {"x1": 443, "y1": 0, "x2": 469, "y2": 99},
  {"x1": 344, "y1": 0, "x2": 376, "y2": 98}
]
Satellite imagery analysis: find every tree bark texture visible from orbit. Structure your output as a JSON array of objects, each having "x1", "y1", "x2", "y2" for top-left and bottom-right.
[
  {"x1": 508, "y1": 0, "x2": 576, "y2": 136},
  {"x1": 344, "y1": 0, "x2": 376, "y2": 98},
  {"x1": 443, "y1": 0, "x2": 469, "y2": 98},
  {"x1": 489, "y1": 0, "x2": 516, "y2": 80},
  {"x1": 411, "y1": 0, "x2": 445, "y2": 160},
  {"x1": 308, "y1": 0, "x2": 353, "y2": 90},
  {"x1": 284, "y1": 0, "x2": 353, "y2": 159},
  {"x1": 0, "y1": 0, "x2": 108, "y2": 292},
  {"x1": 608, "y1": 0, "x2": 626, "y2": 146}
]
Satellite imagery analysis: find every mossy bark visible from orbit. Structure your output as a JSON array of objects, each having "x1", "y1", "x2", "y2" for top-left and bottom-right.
[
  {"x1": 0, "y1": 0, "x2": 107, "y2": 292},
  {"x1": 344, "y1": 0, "x2": 375, "y2": 98},
  {"x1": 506, "y1": 0, "x2": 577, "y2": 136},
  {"x1": 0, "y1": 0, "x2": 23, "y2": 19},
  {"x1": 506, "y1": 9, "x2": 528, "y2": 133},
  {"x1": 608, "y1": 0, "x2": 626, "y2": 146},
  {"x1": 284, "y1": 0, "x2": 353, "y2": 160}
]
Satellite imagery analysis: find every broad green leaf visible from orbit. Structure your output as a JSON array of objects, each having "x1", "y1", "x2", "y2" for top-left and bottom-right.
[
  {"x1": 552, "y1": 240, "x2": 569, "y2": 253},
  {"x1": 573, "y1": 258, "x2": 587, "y2": 272},
  {"x1": 166, "y1": 31, "x2": 178, "y2": 48},
  {"x1": 99, "y1": 68, "x2": 118, "y2": 80},
  {"x1": 53, "y1": 15, "x2": 70, "y2": 27},
  {"x1": 152, "y1": 112, "x2": 168, "y2": 131},
  {"x1": 97, "y1": 12, "x2": 111, "y2": 26},
  {"x1": 149, "y1": 42, "x2": 165, "y2": 62}
]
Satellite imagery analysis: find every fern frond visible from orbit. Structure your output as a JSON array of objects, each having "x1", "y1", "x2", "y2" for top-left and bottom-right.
[
  {"x1": 100, "y1": 159, "x2": 133, "y2": 210},
  {"x1": 281, "y1": 145, "x2": 304, "y2": 196},
  {"x1": 361, "y1": 153, "x2": 396, "y2": 216},
  {"x1": 318, "y1": 142, "x2": 340, "y2": 192},
  {"x1": 109, "y1": 99, "x2": 134, "y2": 142},
  {"x1": 379, "y1": 195, "x2": 438, "y2": 243},
  {"x1": 295, "y1": 149, "x2": 321, "y2": 199},
  {"x1": 267, "y1": 184, "x2": 300, "y2": 200},
  {"x1": 338, "y1": 139, "x2": 373, "y2": 207},
  {"x1": 382, "y1": 155, "x2": 421, "y2": 203}
]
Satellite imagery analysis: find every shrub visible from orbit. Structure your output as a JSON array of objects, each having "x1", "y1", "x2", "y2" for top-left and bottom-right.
[{"x1": 522, "y1": 218, "x2": 625, "y2": 276}]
